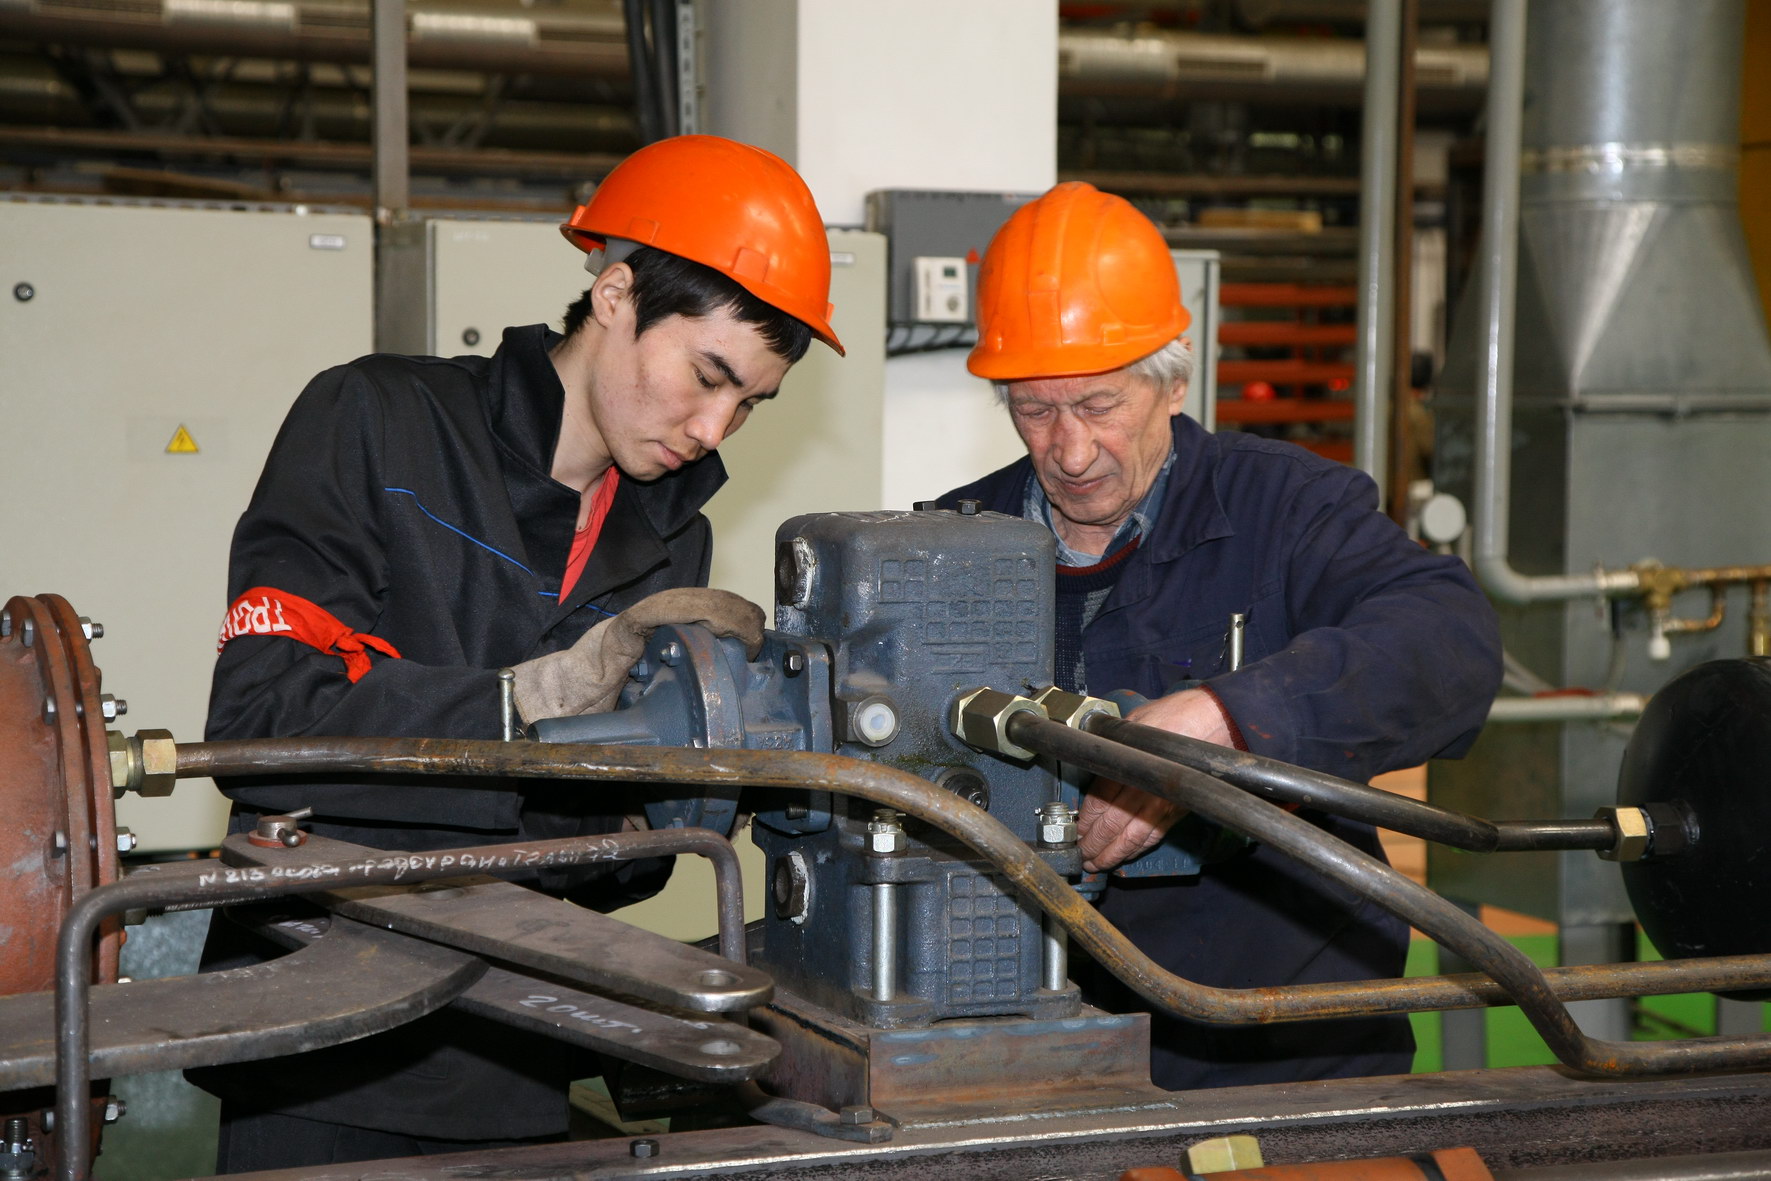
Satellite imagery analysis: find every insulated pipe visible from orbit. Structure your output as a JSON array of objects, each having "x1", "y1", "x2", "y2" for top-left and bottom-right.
[
  {"x1": 1352, "y1": 0, "x2": 1400, "y2": 494},
  {"x1": 1471, "y1": 0, "x2": 1641, "y2": 604},
  {"x1": 1487, "y1": 693, "x2": 1649, "y2": 723}
]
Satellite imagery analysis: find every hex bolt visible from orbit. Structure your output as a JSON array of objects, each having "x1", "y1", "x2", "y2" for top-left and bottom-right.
[
  {"x1": 51, "y1": 831, "x2": 67, "y2": 858},
  {"x1": 100, "y1": 695, "x2": 124, "y2": 721},
  {"x1": 783, "y1": 803, "x2": 810, "y2": 821},
  {"x1": 839, "y1": 1105, "x2": 874, "y2": 1126},
  {"x1": 115, "y1": 828, "x2": 137, "y2": 854},
  {"x1": 956, "y1": 499, "x2": 981, "y2": 516},
  {"x1": 42, "y1": 699, "x2": 56, "y2": 724},
  {"x1": 78, "y1": 617, "x2": 103, "y2": 640},
  {"x1": 659, "y1": 641, "x2": 684, "y2": 667},
  {"x1": 102, "y1": 1099, "x2": 125, "y2": 1124},
  {"x1": 630, "y1": 1138, "x2": 658, "y2": 1159},
  {"x1": 0, "y1": 608, "x2": 10, "y2": 638},
  {"x1": 868, "y1": 811, "x2": 903, "y2": 1003},
  {"x1": 20, "y1": 618, "x2": 34, "y2": 648},
  {"x1": 783, "y1": 650, "x2": 806, "y2": 676},
  {"x1": 1037, "y1": 801, "x2": 1079, "y2": 848}
]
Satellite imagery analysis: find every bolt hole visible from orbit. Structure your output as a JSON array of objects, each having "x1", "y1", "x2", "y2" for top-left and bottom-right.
[
  {"x1": 698, "y1": 969, "x2": 737, "y2": 989},
  {"x1": 699, "y1": 1039, "x2": 741, "y2": 1056}
]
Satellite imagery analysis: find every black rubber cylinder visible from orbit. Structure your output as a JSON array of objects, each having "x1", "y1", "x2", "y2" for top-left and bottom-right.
[{"x1": 1618, "y1": 657, "x2": 1771, "y2": 998}]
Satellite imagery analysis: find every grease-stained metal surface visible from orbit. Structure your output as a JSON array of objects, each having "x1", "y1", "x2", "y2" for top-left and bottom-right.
[
  {"x1": 753, "y1": 989, "x2": 1161, "y2": 1119},
  {"x1": 216, "y1": 1067, "x2": 1771, "y2": 1180},
  {"x1": 0, "y1": 887, "x2": 483, "y2": 1088},
  {"x1": 249, "y1": 914, "x2": 781, "y2": 1085},
  {"x1": 224, "y1": 832, "x2": 767, "y2": 1013}
]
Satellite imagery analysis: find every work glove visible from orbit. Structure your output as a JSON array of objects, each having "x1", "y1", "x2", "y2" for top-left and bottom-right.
[{"x1": 511, "y1": 587, "x2": 766, "y2": 723}]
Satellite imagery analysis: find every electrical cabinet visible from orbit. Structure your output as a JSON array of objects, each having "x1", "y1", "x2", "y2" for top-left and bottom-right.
[{"x1": 0, "y1": 197, "x2": 374, "y2": 852}]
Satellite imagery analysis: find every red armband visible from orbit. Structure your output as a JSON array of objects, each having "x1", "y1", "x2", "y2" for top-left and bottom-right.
[{"x1": 218, "y1": 587, "x2": 401, "y2": 684}]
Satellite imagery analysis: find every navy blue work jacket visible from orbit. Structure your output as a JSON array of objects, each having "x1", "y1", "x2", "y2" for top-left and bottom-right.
[
  {"x1": 941, "y1": 412, "x2": 1500, "y2": 780},
  {"x1": 941, "y1": 412, "x2": 1501, "y2": 1090}
]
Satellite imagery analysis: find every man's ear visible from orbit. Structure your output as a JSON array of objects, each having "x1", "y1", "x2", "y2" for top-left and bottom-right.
[
  {"x1": 590, "y1": 261, "x2": 635, "y2": 330},
  {"x1": 1166, "y1": 379, "x2": 1190, "y2": 417}
]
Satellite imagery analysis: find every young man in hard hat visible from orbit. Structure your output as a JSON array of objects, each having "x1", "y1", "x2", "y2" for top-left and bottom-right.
[
  {"x1": 940, "y1": 182, "x2": 1501, "y2": 1090},
  {"x1": 193, "y1": 135, "x2": 842, "y2": 1169}
]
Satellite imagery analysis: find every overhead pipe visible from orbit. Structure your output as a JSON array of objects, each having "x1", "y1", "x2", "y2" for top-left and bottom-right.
[
  {"x1": 1351, "y1": 0, "x2": 1400, "y2": 494},
  {"x1": 1469, "y1": 0, "x2": 1641, "y2": 604}
]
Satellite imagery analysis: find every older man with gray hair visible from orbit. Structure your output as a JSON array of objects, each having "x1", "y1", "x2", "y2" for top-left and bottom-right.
[{"x1": 938, "y1": 181, "x2": 1501, "y2": 1091}]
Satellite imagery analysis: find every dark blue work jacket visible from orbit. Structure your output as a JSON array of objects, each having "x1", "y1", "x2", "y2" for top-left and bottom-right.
[{"x1": 941, "y1": 412, "x2": 1501, "y2": 1090}]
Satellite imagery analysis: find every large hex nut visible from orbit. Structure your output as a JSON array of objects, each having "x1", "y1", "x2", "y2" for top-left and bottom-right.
[
  {"x1": 135, "y1": 730, "x2": 177, "y2": 797},
  {"x1": 1595, "y1": 805, "x2": 1650, "y2": 862},
  {"x1": 107, "y1": 730, "x2": 135, "y2": 798},
  {"x1": 950, "y1": 688, "x2": 1047, "y2": 761},
  {"x1": 1031, "y1": 686, "x2": 1120, "y2": 731}
]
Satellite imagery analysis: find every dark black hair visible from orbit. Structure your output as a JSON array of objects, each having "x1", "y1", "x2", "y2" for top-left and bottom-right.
[{"x1": 561, "y1": 245, "x2": 814, "y2": 364}]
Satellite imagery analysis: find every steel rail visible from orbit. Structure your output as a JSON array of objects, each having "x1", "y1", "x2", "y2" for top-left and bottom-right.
[
  {"x1": 53, "y1": 826, "x2": 744, "y2": 1181},
  {"x1": 1007, "y1": 713, "x2": 1771, "y2": 1080},
  {"x1": 1087, "y1": 716, "x2": 1619, "y2": 853},
  {"x1": 176, "y1": 739, "x2": 1771, "y2": 1029}
]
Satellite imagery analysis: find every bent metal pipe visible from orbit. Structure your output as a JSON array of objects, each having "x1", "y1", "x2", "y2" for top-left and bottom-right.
[
  {"x1": 53, "y1": 826, "x2": 748, "y2": 1181},
  {"x1": 174, "y1": 738, "x2": 1771, "y2": 1047}
]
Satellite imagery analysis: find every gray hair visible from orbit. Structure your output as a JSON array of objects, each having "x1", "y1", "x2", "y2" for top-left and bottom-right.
[{"x1": 993, "y1": 335, "x2": 1194, "y2": 403}]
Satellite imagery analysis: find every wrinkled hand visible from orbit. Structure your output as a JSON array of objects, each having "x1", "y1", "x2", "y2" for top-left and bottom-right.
[
  {"x1": 512, "y1": 587, "x2": 766, "y2": 723},
  {"x1": 1076, "y1": 687, "x2": 1235, "y2": 873}
]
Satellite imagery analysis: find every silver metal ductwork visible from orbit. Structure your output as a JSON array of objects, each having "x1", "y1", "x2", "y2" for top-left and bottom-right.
[
  {"x1": 1501, "y1": 0, "x2": 1771, "y2": 408},
  {"x1": 1431, "y1": 0, "x2": 1771, "y2": 1017}
]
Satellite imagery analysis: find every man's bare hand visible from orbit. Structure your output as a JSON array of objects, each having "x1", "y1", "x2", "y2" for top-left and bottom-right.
[{"x1": 1076, "y1": 687, "x2": 1235, "y2": 872}]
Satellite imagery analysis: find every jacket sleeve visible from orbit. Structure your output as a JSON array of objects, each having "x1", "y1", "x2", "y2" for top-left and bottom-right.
[
  {"x1": 206, "y1": 366, "x2": 509, "y2": 826},
  {"x1": 1204, "y1": 467, "x2": 1501, "y2": 781}
]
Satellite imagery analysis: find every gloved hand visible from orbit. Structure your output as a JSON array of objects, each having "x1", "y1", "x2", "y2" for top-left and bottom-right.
[{"x1": 511, "y1": 587, "x2": 766, "y2": 723}]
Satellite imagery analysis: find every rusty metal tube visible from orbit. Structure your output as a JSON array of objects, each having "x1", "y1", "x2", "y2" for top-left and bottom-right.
[
  {"x1": 176, "y1": 738, "x2": 1771, "y2": 1037},
  {"x1": 1005, "y1": 713, "x2": 1771, "y2": 1077},
  {"x1": 55, "y1": 827, "x2": 736, "y2": 1181}
]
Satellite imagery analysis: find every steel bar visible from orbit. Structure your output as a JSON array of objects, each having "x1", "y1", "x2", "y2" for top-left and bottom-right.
[
  {"x1": 872, "y1": 883, "x2": 897, "y2": 1002},
  {"x1": 1352, "y1": 0, "x2": 1400, "y2": 492},
  {"x1": 1, "y1": 882, "x2": 482, "y2": 1090},
  {"x1": 246, "y1": 911, "x2": 778, "y2": 1084},
  {"x1": 51, "y1": 828, "x2": 747, "y2": 1181},
  {"x1": 228, "y1": 827, "x2": 749, "y2": 967},
  {"x1": 1008, "y1": 713, "x2": 1771, "y2": 1079},
  {"x1": 173, "y1": 738, "x2": 1771, "y2": 1024},
  {"x1": 1086, "y1": 716, "x2": 1617, "y2": 853}
]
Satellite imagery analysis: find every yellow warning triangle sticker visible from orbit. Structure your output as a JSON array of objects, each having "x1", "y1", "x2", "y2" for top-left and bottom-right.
[{"x1": 165, "y1": 424, "x2": 200, "y2": 454}]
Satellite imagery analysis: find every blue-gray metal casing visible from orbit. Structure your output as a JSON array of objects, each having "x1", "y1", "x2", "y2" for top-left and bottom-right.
[{"x1": 755, "y1": 509, "x2": 1081, "y2": 1027}]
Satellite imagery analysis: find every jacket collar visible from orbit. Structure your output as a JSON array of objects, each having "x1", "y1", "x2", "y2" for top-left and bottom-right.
[
  {"x1": 1135, "y1": 414, "x2": 1235, "y2": 565},
  {"x1": 486, "y1": 324, "x2": 727, "y2": 542}
]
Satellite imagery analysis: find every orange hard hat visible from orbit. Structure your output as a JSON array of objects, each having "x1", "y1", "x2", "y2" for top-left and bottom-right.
[
  {"x1": 561, "y1": 135, "x2": 843, "y2": 355},
  {"x1": 968, "y1": 182, "x2": 1188, "y2": 381}
]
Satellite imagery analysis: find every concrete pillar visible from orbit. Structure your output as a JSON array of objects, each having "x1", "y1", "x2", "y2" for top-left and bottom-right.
[{"x1": 703, "y1": 0, "x2": 1057, "y2": 508}]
